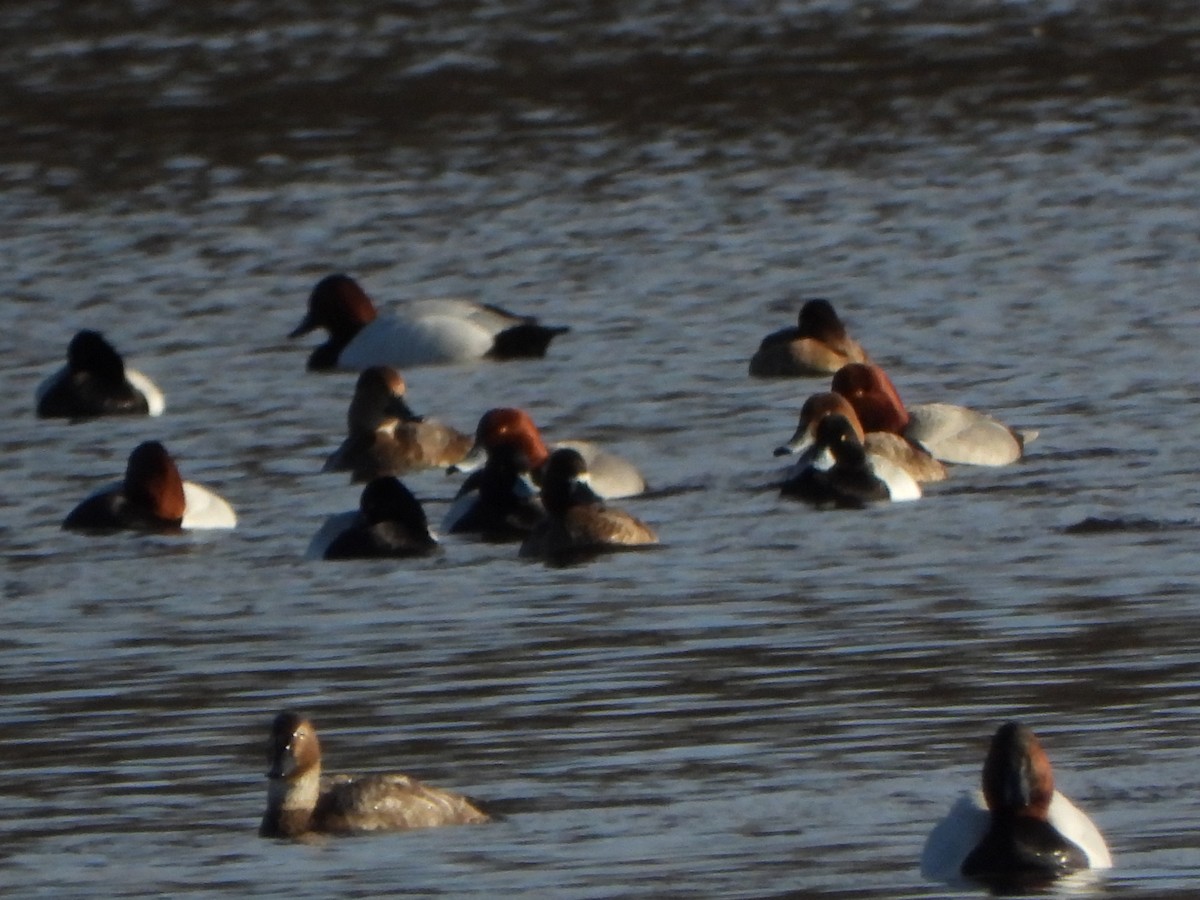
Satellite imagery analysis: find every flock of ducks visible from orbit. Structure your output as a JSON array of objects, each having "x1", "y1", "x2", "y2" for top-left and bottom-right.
[{"x1": 37, "y1": 280, "x2": 1107, "y2": 888}]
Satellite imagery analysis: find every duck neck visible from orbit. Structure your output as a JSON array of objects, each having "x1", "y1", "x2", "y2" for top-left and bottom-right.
[
  {"x1": 517, "y1": 433, "x2": 551, "y2": 473},
  {"x1": 261, "y1": 764, "x2": 321, "y2": 837}
]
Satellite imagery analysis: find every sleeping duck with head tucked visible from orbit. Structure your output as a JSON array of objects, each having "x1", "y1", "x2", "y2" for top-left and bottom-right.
[
  {"x1": 36, "y1": 329, "x2": 165, "y2": 419},
  {"x1": 748, "y1": 299, "x2": 870, "y2": 377},
  {"x1": 259, "y1": 711, "x2": 490, "y2": 839}
]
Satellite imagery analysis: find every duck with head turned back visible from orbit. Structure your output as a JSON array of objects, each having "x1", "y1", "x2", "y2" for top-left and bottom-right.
[
  {"x1": 63, "y1": 440, "x2": 236, "y2": 532},
  {"x1": 749, "y1": 299, "x2": 871, "y2": 377},
  {"x1": 323, "y1": 366, "x2": 471, "y2": 481},
  {"x1": 290, "y1": 273, "x2": 569, "y2": 371},
  {"x1": 36, "y1": 329, "x2": 165, "y2": 419},
  {"x1": 519, "y1": 447, "x2": 657, "y2": 561},
  {"x1": 259, "y1": 711, "x2": 490, "y2": 839},
  {"x1": 451, "y1": 407, "x2": 646, "y2": 500},
  {"x1": 921, "y1": 722, "x2": 1111, "y2": 889},
  {"x1": 831, "y1": 363, "x2": 1034, "y2": 466}
]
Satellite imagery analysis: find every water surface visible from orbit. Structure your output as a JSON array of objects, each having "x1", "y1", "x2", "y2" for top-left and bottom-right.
[{"x1": 2, "y1": 2, "x2": 1200, "y2": 897}]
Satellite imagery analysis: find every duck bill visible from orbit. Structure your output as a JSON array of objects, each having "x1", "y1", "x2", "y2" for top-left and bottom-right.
[
  {"x1": 570, "y1": 476, "x2": 604, "y2": 505},
  {"x1": 448, "y1": 442, "x2": 486, "y2": 475},
  {"x1": 773, "y1": 428, "x2": 815, "y2": 459},
  {"x1": 266, "y1": 755, "x2": 296, "y2": 780},
  {"x1": 386, "y1": 397, "x2": 424, "y2": 423},
  {"x1": 288, "y1": 312, "x2": 316, "y2": 339},
  {"x1": 998, "y1": 754, "x2": 1035, "y2": 811}
]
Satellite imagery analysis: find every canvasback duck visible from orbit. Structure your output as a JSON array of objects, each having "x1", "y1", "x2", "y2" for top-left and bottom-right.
[
  {"x1": 451, "y1": 407, "x2": 646, "y2": 500},
  {"x1": 773, "y1": 392, "x2": 947, "y2": 484},
  {"x1": 441, "y1": 442, "x2": 546, "y2": 540},
  {"x1": 779, "y1": 413, "x2": 921, "y2": 506},
  {"x1": 259, "y1": 711, "x2": 489, "y2": 839},
  {"x1": 323, "y1": 367, "x2": 472, "y2": 482},
  {"x1": 831, "y1": 363, "x2": 1032, "y2": 466},
  {"x1": 290, "y1": 273, "x2": 569, "y2": 371},
  {"x1": 36, "y1": 330, "x2": 165, "y2": 419},
  {"x1": 519, "y1": 448, "x2": 657, "y2": 561},
  {"x1": 748, "y1": 299, "x2": 871, "y2": 377},
  {"x1": 310, "y1": 477, "x2": 439, "y2": 560},
  {"x1": 62, "y1": 440, "x2": 236, "y2": 532},
  {"x1": 921, "y1": 722, "x2": 1112, "y2": 889}
]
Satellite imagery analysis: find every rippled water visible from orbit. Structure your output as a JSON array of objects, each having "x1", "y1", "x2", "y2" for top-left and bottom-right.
[{"x1": 3, "y1": 2, "x2": 1200, "y2": 897}]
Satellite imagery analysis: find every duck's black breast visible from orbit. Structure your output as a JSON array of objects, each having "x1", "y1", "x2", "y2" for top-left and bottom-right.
[
  {"x1": 962, "y1": 815, "x2": 1089, "y2": 888},
  {"x1": 323, "y1": 522, "x2": 437, "y2": 559},
  {"x1": 38, "y1": 372, "x2": 149, "y2": 418}
]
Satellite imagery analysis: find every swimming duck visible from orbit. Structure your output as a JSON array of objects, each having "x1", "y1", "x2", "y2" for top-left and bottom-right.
[
  {"x1": 749, "y1": 299, "x2": 871, "y2": 377},
  {"x1": 519, "y1": 448, "x2": 657, "y2": 560},
  {"x1": 259, "y1": 711, "x2": 490, "y2": 839},
  {"x1": 451, "y1": 407, "x2": 646, "y2": 500},
  {"x1": 921, "y1": 722, "x2": 1112, "y2": 889},
  {"x1": 36, "y1": 330, "x2": 165, "y2": 419},
  {"x1": 312, "y1": 477, "x2": 439, "y2": 560},
  {"x1": 290, "y1": 273, "x2": 569, "y2": 371},
  {"x1": 62, "y1": 440, "x2": 236, "y2": 532},
  {"x1": 441, "y1": 442, "x2": 546, "y2": 540},
  {"x1": 773, "y1": 391, "x2": 947, "y2": 484},
  {"x1": 779, "y1": 413, "x2": 920, "y2": 506},
  {"x1": 323, "y1": 367, "x2": 472, "y2": 481},
  {"x1": 831, "y1": 363, "x2": 1032, "y2": 466}
]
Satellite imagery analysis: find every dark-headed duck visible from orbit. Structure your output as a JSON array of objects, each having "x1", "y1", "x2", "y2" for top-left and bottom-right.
[
  {"x1": 63, "y1": 440, "x2": 236, "y2": 532},
  {"x1": 36, "y1": 330, "x2": 165, "y2": 419},
  {"x1": 313, "y1": 477, "x2": 439, "y2": 560},
  {"x1": 290, "y1": 273, "x2": 569, "y2": 371},
  {"x1": 749, "y1": 299, "x2": 870, "y2": 377},
  {"x1": 519, "y1": 448, "x2": 657, "y2": 561},
  {"x1": 259, "y1": 711, "x2": 490, "y2": 839}
]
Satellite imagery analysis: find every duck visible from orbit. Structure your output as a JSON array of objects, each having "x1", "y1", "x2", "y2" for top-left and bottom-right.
[
  {"x1": 323, "y1": 367, "x2": 472, "y2": 482},
  {"x1": 62, "y1": 440, "x2": 236, "y2": 532},
  {"x1": 309, "y1": 477, "x2": 439, "y2": 560},
  {"x1": 779, "y1": 413, "x2": 921, "y2": 506},
  {"x1": 36, "y1": 329, "x2": 165, "y2": 419},
  {"x1": 748, "y1": 299, "x2": 871, "y2": 377},
  {"x1": 921, "y1": 722, "x2": 1112, "y2": 889},
  {"x1": 831, "y1": 363, "x2": 1033, "y2": 466},
  {"x1": 290, "y1": 273, "x2": 570, "y2": 371},
  {"x1": 451, "y1": 407, "x2": 646, "y2": 500},
  {"x1": 259, "y1": 711, "x2": 490, "y2": 839},
  {"x1": 519, "y1": 448, "x2": 657, "y2": 560},
  {"x1": 440, "y1": 442, "x2": 546, "y2": 541},
  {"x1": 773, "y1": 392, "x2": 948, "y2": 484}
]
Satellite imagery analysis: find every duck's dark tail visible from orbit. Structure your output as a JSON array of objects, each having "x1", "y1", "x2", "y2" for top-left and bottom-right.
[{"x1": 489, "y1": 323, "x2": 571, "y2": 359}]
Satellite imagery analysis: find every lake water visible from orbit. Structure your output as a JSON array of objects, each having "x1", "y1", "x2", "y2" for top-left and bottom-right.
[{"x1": 2, "y1": 2, "x2": 1199, "y2": 897}]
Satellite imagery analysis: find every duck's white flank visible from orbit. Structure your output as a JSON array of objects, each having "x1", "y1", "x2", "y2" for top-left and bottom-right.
[{"x1": 181, "y1": 481, "x2": 237, "y2": 529}]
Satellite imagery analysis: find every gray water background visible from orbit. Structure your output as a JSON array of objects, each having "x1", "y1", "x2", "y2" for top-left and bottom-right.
[{"x1": 2, "y1": 2, "x2": 1199, "y2": 897}]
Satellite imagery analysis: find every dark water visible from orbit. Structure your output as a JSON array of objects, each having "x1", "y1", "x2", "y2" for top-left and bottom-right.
[{"x1": 3, "y1": 2, "x2": 1200, "y2": 896}]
